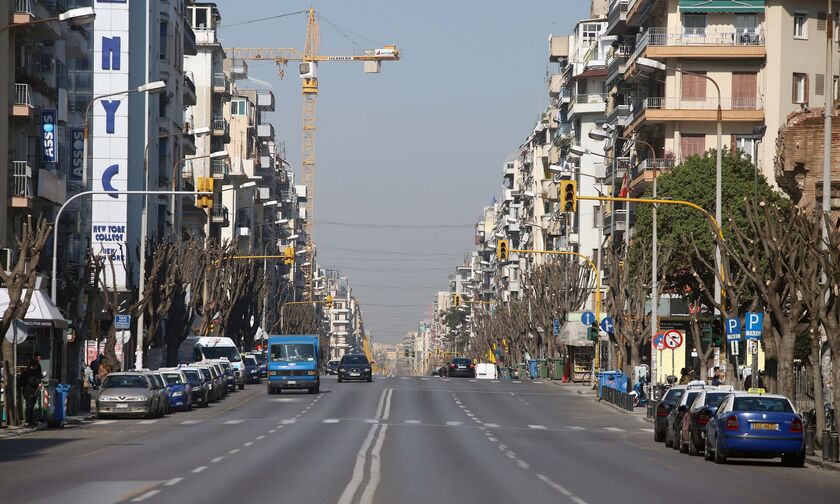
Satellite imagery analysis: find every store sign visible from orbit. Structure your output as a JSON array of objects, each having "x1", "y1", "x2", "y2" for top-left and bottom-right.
[
  {"x1": 92, "y1": 0, "x2": 131, "y2": 288},
  {"x1": 41, "y1": 109, "x2": 58, "y2": 163},
  {"x1": 70, "y1": 128, "x2": 85, "y2": 181}
]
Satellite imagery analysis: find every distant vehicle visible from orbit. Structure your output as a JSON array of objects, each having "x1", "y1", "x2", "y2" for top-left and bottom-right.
[
  {"x1": 475, "y1": 363, "x2": 497, "y2": 380},
  {"x1": 96, "y1": 372, "x2": 154, "y2": 419},
  {"x1": 705, "y1": 393, "x2": 805, "y2": 467},
  {"x1": 243, "y1": 354, "x2": 262, "y2": 384},
  {"x1": 326, "y1": 360, "x2": 340, "y2": 375},
  {"x1": 448, "y1": 358, "x2": 475, "y2": 378},
  {"x1": 267, "y1": 334, "x2": 320, "y2": 394},
  {"x1": 248, "y1": 351, "x2": 268, "y2": 378},
  {"x1": 431, "y1": 370, "x2": 440, "y2": 377},
  {"x1": 666, "y1": 384, "x2": 708, "y2": 450},
  {"x1": 185, "y1": 336, "x2": 245, "y2": 390},
  {"x1": 178, "y1": 366, "x2": 209, "y2": 407},
  {"x1": 654, "y1": 385, "x2": 687, "y2": 442},
  {"x1": 337, "y1": 354, "x2": 372, "y2": 383},
  {"x1": 160, "y1": 369, "x2": 192, "y2": 412},
  {"x1": 679, "y1": 387, "x2": 734, "y2": 455},
  {"x1": 190, "y1": 364, "x2": 223, "y2": 402}
]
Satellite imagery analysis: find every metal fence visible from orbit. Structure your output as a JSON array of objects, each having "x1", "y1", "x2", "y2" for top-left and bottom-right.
[
  {"x1": 600, "y1": 386, "x2": 634, "y2": 412},
  {"x1": 792, "y1": 365, "x2": 816, "y2": 415}
]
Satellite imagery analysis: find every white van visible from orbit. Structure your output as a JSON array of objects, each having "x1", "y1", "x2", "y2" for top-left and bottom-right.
[
  {"x1": 192, "y1": 337, "x2": 245, "y2": 389},
  {"x1": 475, "y1": 363, "x2": 498, "y2": 380}
]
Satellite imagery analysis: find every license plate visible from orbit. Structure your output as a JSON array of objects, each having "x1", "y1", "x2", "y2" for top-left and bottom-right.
[
  {"x1": 350, "y1": 373, "x2": 360, "y2": 377},
  {"x1": 458, "y1": 366, "x2": 466, "y2": 369},
  {"x1": 287, "y1": 381, "x2": 297, "y2": 385},
  {"x1": 751, "y1": 422, "x2": 779, "y2": 430},
  {"x1": 116, "y1": 403, "x2": 128, "y2": 409}
]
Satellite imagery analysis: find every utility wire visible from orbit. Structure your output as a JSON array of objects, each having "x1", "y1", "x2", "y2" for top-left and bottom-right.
[
  {"x1": 319, "y1": 220, "x2": 473, "y2": 229},
  {"x1": 319, "y1": 14, "x2": 384, "y2": 47},
  {"x1": 222, "y1": 11, "x2": 307, "y2": 29},
  {"x1": 317, "y1": 245, "x2": 461, "y2": 257}
]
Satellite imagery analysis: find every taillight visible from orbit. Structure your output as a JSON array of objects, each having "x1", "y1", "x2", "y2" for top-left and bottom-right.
[
  {"x1": 656, "y1": 404, "x2": 668, "y2": 417},
  {"x1": 450, "y1": 364, "x2": 456, "y2": 368},
  {"x1": 790, "y1": 418, "x2": 803, "y2": 433},
  {"x1": 726, "y1": 415, "x2": 739, "y2": 431},
  {"x1": 697, "y1": 414, "x2": 710, "y2": 426}
]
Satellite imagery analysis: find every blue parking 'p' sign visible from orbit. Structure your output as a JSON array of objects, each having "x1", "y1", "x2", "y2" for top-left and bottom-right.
[
  {"x1": 745, "y1": 312, "x2": 763, "y2": 340},
  {"x1": 725, "y1": 317, "x2": 742, "y2": 342}
]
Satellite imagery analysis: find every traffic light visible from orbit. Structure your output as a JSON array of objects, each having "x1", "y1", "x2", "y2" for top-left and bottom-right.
[
  {"x1": 559, "y1": 180, "x2": 577, "y2": 213},
  {"x1": 196, "y1": 177, "x2": 215, "y2": 209},
  {"x1": 325, "y1": 295, "x2": 334, "y2": 309},
  {"x1": 453, "y1": 294, "x2": 461, "y2": 307},
  {"x1": 587, "y1": 322, "x2": 599, "y2": 342},
  {"x1": 283, "y1": 246, "x2": 295, "y2": 265},
  {"x1": 496, "y1": 239, "x2": 509, "y2": 261}
]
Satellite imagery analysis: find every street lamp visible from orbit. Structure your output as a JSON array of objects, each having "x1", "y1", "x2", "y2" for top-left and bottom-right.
[
  {"x1": 637, "y1": 56, "x2": 723, "y2": 314},
  {"x1": 0, "y1": 6, "x2": 95, "y2": 33}
]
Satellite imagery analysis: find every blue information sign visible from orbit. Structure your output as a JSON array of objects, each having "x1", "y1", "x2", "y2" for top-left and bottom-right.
[
  {"x1": 114, "y1": 314, "x2": 131, "y2": 330},
  {"x1": 581, "y1": 311, "x2": 596, "y2": 326},
  {"x1": 600, "y1": 317, "x2": 614, "y2": 334},
  {"x1": 725, "y1": 317, "x2": 742, "y2": 342},
  {"x1": 745, "y1": 312, "x2": 763, "y2": 340},
  {"x1": 553, "y1": 318, "x2": 561, "y2": 337}
]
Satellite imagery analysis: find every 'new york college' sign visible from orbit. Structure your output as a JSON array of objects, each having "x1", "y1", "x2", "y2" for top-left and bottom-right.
[{"x1": 92, "y1": 0, "x2": 130, "y2": 288}]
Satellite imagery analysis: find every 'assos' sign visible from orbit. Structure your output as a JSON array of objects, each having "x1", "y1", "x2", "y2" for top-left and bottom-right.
[
  {"x1": 70, "y1": 128, "x2": 84, "y2": 181},
  {"x1": 41, "y1": 109, "x2": 57, "y2": 163}
]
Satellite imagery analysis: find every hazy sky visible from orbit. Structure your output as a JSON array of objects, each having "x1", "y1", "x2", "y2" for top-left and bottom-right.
[{"x1": 215, "y1": 0, "x2": 590, "y2": 343}]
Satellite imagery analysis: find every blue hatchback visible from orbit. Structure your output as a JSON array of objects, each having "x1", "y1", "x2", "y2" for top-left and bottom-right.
[
  {"x1": 161, "y1": 370, "x2": 192, "y2": 412},
  {"x1": 705, "y1": 392, "x2": 804, "y2": 467}
]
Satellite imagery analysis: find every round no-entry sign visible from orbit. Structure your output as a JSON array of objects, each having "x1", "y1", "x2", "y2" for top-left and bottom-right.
[{"x1": 663, "y1": 329, "x2": 683, "y2": 349}]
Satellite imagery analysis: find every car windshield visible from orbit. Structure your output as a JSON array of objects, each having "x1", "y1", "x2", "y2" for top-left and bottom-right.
[
  {"x1": 341, "y1": 355, "x2": 368, "y2": 365},
  {"x1": 250, "y1": 353, "x2": 266, "y2": 364},
  {"x1": 162, "y1": 373, "x2": 184, "y2": 385},
  {"x1": 662, "y1": 389, "x2": 684, "y2": 405},
  {"x1": 200, "y1": 346, "x2": 241, "y2": 362},
  {"x1": 198, "y1": 368, "x2": 211, "y2": 380},
  {"x1": 102, "y1": 375, "x2": 148, "y2": 389},
  {"x1": 704, "y1": 392, "x2": 730, "y2": 407},
  {"x1": 182, "y1": 370, "x2": 200, "y2": 380},
  {"x1": 271, "y1": 344, "x2": 316, "y2": 362},
  {"x1": 684, "y1": 392, "x2": 701, "y2": 407},
  {"x1": 244, "y1": 356, "x2": 257, "y2": 366},
  {"x1": 328, "y1": 361, "x2": 339, "y2": 367},
  {"x1": 733, "y1": 397, "x2": 794, "y2": 413}
]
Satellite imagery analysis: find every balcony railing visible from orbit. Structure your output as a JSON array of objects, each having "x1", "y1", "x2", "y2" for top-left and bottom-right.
[
  {"x1": 212, "y1": 72, "x2": 228, "y2": 90},
  {"x1": 11, "y1": 161, "x2": 33, "y2": 198},
  {"x1": 14, "y1": 0, "x2": 32, "y2": 14},
  {"x1": 629, "y1": 158, "x2": 678, "y2": 180},
  {"x1": 642, "y1": 96, "x2": 760, "y2": 111},
  {"x1": 14, "y1": 83, "x2": 32, "y2": 107},
  {"x1": 211, "y1": 158, "x2": 228, "y2": 178},
  {"x1": 211, "y1": 205, "x2": 229, "y2": 224},
  {"x1": 574, "y1": 93, "x2": 609, "y2": 105},
  {"x1": 211, "y1": 116, "x2": 229, "y2": 134},
  {"x1": 637, "y1": 26, "x2": 764, "y2": 51},
  {"x1": 606, "y1": 104, "x2": 631, "y2": 126}
]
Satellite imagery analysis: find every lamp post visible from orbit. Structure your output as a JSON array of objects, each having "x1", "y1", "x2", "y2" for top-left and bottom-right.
[{"x1": 0, "y1": 6, "x2": 95, "y2": 33}]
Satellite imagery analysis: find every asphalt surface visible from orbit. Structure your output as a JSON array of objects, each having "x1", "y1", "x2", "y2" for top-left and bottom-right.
[{"x1": 2, "y1": 376, "x2": 840, "y2": 504}]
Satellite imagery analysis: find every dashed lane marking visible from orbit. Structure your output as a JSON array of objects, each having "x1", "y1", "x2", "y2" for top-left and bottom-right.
[
  {"x1": 528, "y1": 425, "x2": 547, "y2": 430},
  {"x1": 243, "y1": 441, "x2": 253, "y2": 447},
  {"x1": 483, "y1": 423, "x2": 501, "y2": 428},
  {"x1": 568, "y1": 426, "x2": 586, "y2": 431},
  {"x1": 137, "y1": 420, "x2": 158, "y2": 425},
  {"x1": 280, "y1": 419, "x2": 297, "y2": 424},
  {"x1": 164, "y1": 478, "x2": 183, "y2": 487},
  {"x1": 211, "y1": 456, "x2": 224, "y2": 463},
  {"x1": 131, "y1": 490, "x2": 160, "y2": 502},
  {"x1": 404, "y1": 420, "x2": 421, "y2": 424},
  {"x1": 228, "y1": 448, "x2": 240, "y2": 454},
  {"x1": 180, "y1": 420, "x2": 202, "y2": 425},
  {"x1": 256, "y1": 435, "x2": 265, "y2": 440},
  {"x1": 604, "y1": 427, "x2": 625, "y2": 432},
  {"x1": 446, "y1": 421, "x2": 463, "y2": 426},
  {"x1": 191, "y1": 466, "x2": 207, "y2": 474},
  {"x1": 323, "y1": 419, "x2": 340, "y2": 424},
  {"x1": 223, "y1": 419, "x2": 245, "y2": 425}
]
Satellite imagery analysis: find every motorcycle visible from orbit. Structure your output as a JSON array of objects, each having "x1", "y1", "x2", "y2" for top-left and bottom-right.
[{"x1": 629, "y1": 376, "x2": 650, "y2": 407}]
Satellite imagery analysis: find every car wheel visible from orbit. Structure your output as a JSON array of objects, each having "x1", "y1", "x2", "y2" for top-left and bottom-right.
[
  {"x1": 367, "y1": 376, "x2": 373, "y2": 383},
  {"x1": 239, "y1": 383, "x2": 245, "y2": 390},
  {"x1": 714, "y1": 440, "x2": 727, "y2": 464},
  {"x1": 704, "y1": 437, "x2": 714, "y2": 461},
  {"x1": 665, "y1": 426, "x2": 673, "y2": 448},
  {"x1": 688, "y1": 431, "x2": 699, "y2": 456},
  {"x1": 654, "y1": 428, "x2": 665, "y2": 443},
  {"x1": 782, "y1": 450, "x2": 806, "y2": 468}
]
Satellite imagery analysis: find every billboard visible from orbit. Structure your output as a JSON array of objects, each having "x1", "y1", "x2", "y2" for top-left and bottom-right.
[
  {"x1": 41, "y1": 109, "x2": 58, "y2": 163},
  {"x1": 92, "y1": 0, "x2": 130, "y2": 288},
  {"x1": 70, "y1": 128, "x2": 84, "y2": 181}
]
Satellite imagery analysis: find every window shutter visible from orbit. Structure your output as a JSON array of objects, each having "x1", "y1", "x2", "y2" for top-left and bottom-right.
[
  {"x1": 792, "y1": 74, "x2": 797, "y2": 103},
  {"x1": 816, "y1": 74, "x2": 826, "y2": 96}
]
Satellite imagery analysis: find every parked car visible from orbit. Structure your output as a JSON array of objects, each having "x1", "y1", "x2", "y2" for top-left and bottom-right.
[
  {"x1": 160, "y1": 369, "x2": 192, "y2": 412},
  {"x1": 679, "y1": 387, "x2": 734, "y2": 455},
  {"x1": 665, "y1": 383, "x2": 707, "y2": 449},
  {"x1": 203, "y1": 362, "x2": 229, "y2": 397},
  {"x1": 654, "y1": 385, "x2": 687, "y2": 442},
  {"x1": 243, "y1": 355, "x2": 262, "y2": 384},
  {"x1": 705, "y1": 392, "x2": 805, "y2": 467},
  {"x1": 337, "y1": 354, "x2": 373, "y2": 383},
  {"x1": 326, "y1": 360, "x2": 340, "y2": 375},
  {"x1": 191, "y1": 364, "x2": 223, "y2": 402},
  {"x1": 146, "y1": 372, "x2": 171, "y2": 416},
  {"x1": 447, "y1": 357, "x2": 476, "y2": 378},
  {"x1": 248, "y1": 351, "x2": 268, "y2": 378},
  {"x1": 179, "y1": 366, "x2": 209, "y2": 407},
  {"x1": 211, "y1": 359, "x2": 237, "y2": 392},
  {"x1": 96, "y1": 372, "x2": 155, "y2": 419}
]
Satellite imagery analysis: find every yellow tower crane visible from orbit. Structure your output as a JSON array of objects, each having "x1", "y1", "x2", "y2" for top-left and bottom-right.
[{"x1": 230, "y1": 8, "x2": 400, "y2": 300}]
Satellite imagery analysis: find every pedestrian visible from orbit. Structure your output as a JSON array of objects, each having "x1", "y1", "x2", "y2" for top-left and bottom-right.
[
  {"x1": 711, "y1": 366, "x2": 722, "y2": 386},
  {"x1": 744, "y1": 370, "x2": 766, "y2": 390},
  {"x1": 678, "y1": 367, "x2": 691, "y2": 385},
  {"x1": 21, "y1": 359, "x2": 41, "y2": 426}
]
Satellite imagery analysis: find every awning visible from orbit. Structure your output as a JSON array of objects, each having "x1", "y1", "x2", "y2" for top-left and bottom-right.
[
  {"x1": 0, "y1": 289, "x2": 68, "y2": 329},
  {"x1": 556, "y1": 317, "x2": 594, "y2": 347},
  {"x1": 679, "y1": 0, "x2": 764, "y2": 13}
]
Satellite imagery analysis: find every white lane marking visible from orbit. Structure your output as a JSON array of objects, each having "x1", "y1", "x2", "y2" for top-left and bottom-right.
[
  {"x1": 517, "y1": 460, "x2": 530, "y2": 470},
  {"x1": 137, "y1": 420, "x2": 158, "y2": 425},
  {"x1": 483, "y1": 423, "x2": 501, "y2": 428},
  {"x1": 256, "y1": 435, "x2": 265, "y2": 440},
  {"x1": 228, "y1": 448, "x2": 240, "y2": 454},
  {"x1": 469, "y1": 379, "x2": 478, "y2": 382},
  {"x1": 512, "y1": 380, "x2": 522, "y2": 384},
  {"x1": 382, "y1": 388, "x2": 393, "y2": 421},
  {"x1": 528, "y1": 424, "x2": 547, "y2": 430},
  {"x1": 243, "y1": 441, "x2": 253, "y2": 447},
  {"x1": 268, "y1": 429, "x2": 276, "y2": 433},
  {"x1": 536, "y1": 474, "x2": 573, "y2": 496},
  {"x1": 131, "y1": 490, "x2": 160, "y2": 502},
  {"x1": 498, "y1": 444, "x2": 508, "y2": 452},
  {"x1": 180, "y1": 420, "x2": 202, "y2": 425},
  {"x1": 191, "y1": 466, "x2": 208, "y2": 474},
  {"x1": 446, "y1": 421, "x2": 463, "y2": 426},
  {"x1": 337, "y1": 389, "x2": 392, "y2": 504},
  {"x1": 568, "y1": 426, "x2": 586, "y2": 431},
  {"x1": 280, "y1": 419, "x2": 297, "y2": 424},
  {"x1": 604, "y1": 427, "x2": 625, "y2": 432},
  {"x1": 164, "y1": 478, "x2": 183, "y2": 487},
  {"x1": 358, "y1": 424, "x2": 389, "y2": 504},
  {"x1": 94, "y1": 420, "x2": 117, "y2": 425},
  {"x1": 640, "y1": 428, "x2": 655, "y2": 433},
  {"x1": 223, "y1": 420, "x2": 244, "y2": 425},
  {"x1": 323, "y1": 419, "x2": 340, "y2": 424},
  {"x1": 211, "y1": 456, "x2": 224, "y2": 463},
  {"x1": 404, "y1": 420, "x2": 421, "y2": 424},
  {"x1": 488, "y1": 437, "x2": 499, "y2": 442},
  {"x1": 365, "y1": 419, "x2": 379, "y2": 424}
]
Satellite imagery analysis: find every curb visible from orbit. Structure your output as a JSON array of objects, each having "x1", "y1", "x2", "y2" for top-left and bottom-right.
[
  {"x1": 0, "y1": 422, "x2": 46, "y2": 439},
  {"x1": 806, "y1": 455, "x2": 840, "y2": 473}
]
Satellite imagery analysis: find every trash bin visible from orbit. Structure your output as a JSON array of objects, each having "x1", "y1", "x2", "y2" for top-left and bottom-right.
[
  {"x1": 527, "y1": 360, "x2": 538, "y2": 379},
  {"x1": 596, "y1": 370, "x2": 622, "y2": 398},
  {"x1": 48, "y1": 383, "x2": 71, "y2": 428},
  {"x1": 551, "y1": 358, "x2": 565, "y2": 380},
  {"x1": 537, "y1": 360, "x2": 548, "y2": 379},
  {"x1": 516, "y1": 363, "x2": 526, "y2": 380}
]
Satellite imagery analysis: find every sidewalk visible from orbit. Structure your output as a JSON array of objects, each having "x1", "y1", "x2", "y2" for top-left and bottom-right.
[{"x1": 0, "y1": 412, "x2": 95, "y2": 440}]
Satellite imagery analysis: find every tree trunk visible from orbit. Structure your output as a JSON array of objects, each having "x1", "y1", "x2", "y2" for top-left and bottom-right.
[
  {"x1": 810, "y1": 330, "x2": 826, "y2": 434},
  {"x1": 2, "y1": 341, "x2": 19, "y2": 426}
]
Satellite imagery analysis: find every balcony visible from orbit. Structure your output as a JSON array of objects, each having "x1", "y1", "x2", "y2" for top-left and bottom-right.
[
  {"x1": 568, "y1": 93, "x2": 608, "y2": 117},
  {"x1": 256, "y1": 90, "x2": 275, "y2": 111},
  {"x1": 605, "y1": 104, "x2": 631, "y2": 129},
  {"x1": 212, "y1": 72, "x2": 229, "y2": 94},
  {"x1": 183, "y1": 23, "x2": 198, "y2": 56},
  {"x1": 626, "y1": 96, "x2": 763, "y2": 132},
  {"x1": 184, "y1": 74, "x2": 197, "y2": 106},
  {"x1": 257, "y1": 122, "x2": 274, "y2": 139},
  {"x1": 13, "y1": 0, "x2": 62, "y2": 40},
  {"x1": 211, "y1": 158, "x2": 229, "y2": 179},
  {"x1": 9, "y1": 162, "x2": 66, "y2": 208},
  {"x1": 628, "y1": 27, "x2": 764, "y2": 71},
  {"x1": 606, "y1": 45, "x2": 632, "y2": 86},
  {"x1": 211, "y1": 205, "x2": 229, "y2": 226},
  {"x1": 629, "y1": 158, "x2": 678, "y2": 193},
  {"x1": 548, "y1": 74, "x2": 564, "y2": 97},
  {"x1": 604, "y1": 157, "x2": 632, "y2": 182},
  {"x1": 211, "y1": 116, "x2": 229, "y2": 137},
  {"x1": 12, "y1": 84, "x2": 34, "y2": 118},
  {"x1": 602, "y1": 209, "x2": 635, "y2": 234},
  {"x1": 607, "y1": 0, "x2": 629, "y2": 35}
]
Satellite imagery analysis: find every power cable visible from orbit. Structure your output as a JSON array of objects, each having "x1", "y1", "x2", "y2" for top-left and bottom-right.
[
  {"x1": 221, "y1": 11, "x2": 307, "y2": 29},
  {"x1": 319, "y1": 14, "x2": 384, "y2": 47},
  {"x1": 318, "y1": 220, "x2": 473, "y2": 229},
  {"x1": 317, "y1": 245, "x2": 462, "y2": 257}
]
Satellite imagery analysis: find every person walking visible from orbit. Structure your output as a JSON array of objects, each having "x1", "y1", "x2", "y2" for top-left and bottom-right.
[
  {"x1": 711, "y1": 366, "x2": 723, "y2": 386},
  {"x1": 678, "y1": 368, "x2": 691, "y2": 385},
  {"x1": 21, "y1": 359, "x2": 42, "y2": 426}
]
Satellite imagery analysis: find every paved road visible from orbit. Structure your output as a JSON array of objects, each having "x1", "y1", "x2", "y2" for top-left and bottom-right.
[{"x1": 2, "y1": 376, "x2": 839, "y2": 503}]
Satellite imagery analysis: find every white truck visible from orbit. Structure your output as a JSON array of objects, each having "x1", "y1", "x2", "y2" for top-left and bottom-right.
[{"x1": 182, "y1": 336, "x2": 246, "y2": 390}]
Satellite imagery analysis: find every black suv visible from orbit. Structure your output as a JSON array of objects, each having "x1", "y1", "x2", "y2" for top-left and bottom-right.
[
  {"x1": 337, "y1": 354, "x2": 373, "y2": 383},
  {"x1": 448, "y1": 358, "x2": 475, "y2": 378}
]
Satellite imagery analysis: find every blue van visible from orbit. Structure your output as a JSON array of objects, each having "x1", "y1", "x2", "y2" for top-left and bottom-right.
[{"x1": 267, "y1": 335, "x2": 320, "y2": 394}]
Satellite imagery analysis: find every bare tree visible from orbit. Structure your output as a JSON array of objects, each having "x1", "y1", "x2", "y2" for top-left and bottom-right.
[{"x1": 0, "y1": 216, "x2": 52, "y2": 426}]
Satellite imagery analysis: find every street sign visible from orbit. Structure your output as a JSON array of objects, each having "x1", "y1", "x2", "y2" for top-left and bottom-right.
[
  {"x1": 4, "y1": 320, "x2": 27, "y2": 344},
  {"x1": 553, "y1": 318, "x2": 560, "y2": 337},
  {"x1": 663, "y1": 329, "x2": 683, "y2": 349},
  {"x1": 747, "y1": 340, "x2": 759, "y2": 355},
  {"x1": 725, "y1": 317, "x2": 742, "y2": 342},
  {"x1": 600, "y1": 317, "x2": 615, "y2": 334},
  {"x1": 114, "y1": 314, "x2": 131, "y2": 330},
  {"x1": 581, "y1": 311, "x2": 596, "y2": 326},
  {"x1": 745, "y1": 312, "x2": 763, "y2": 340},
  {"x1": 653, "y1": 333, "x2": 666, "y2": 351},
  {"x1": 730, "y1": 341, "x2": 740, "y2": 356}
]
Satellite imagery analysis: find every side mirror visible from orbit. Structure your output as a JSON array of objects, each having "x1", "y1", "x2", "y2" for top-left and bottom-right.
[{"x1": 678, "y1": 405, "x2": 687, "y2": 413}]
